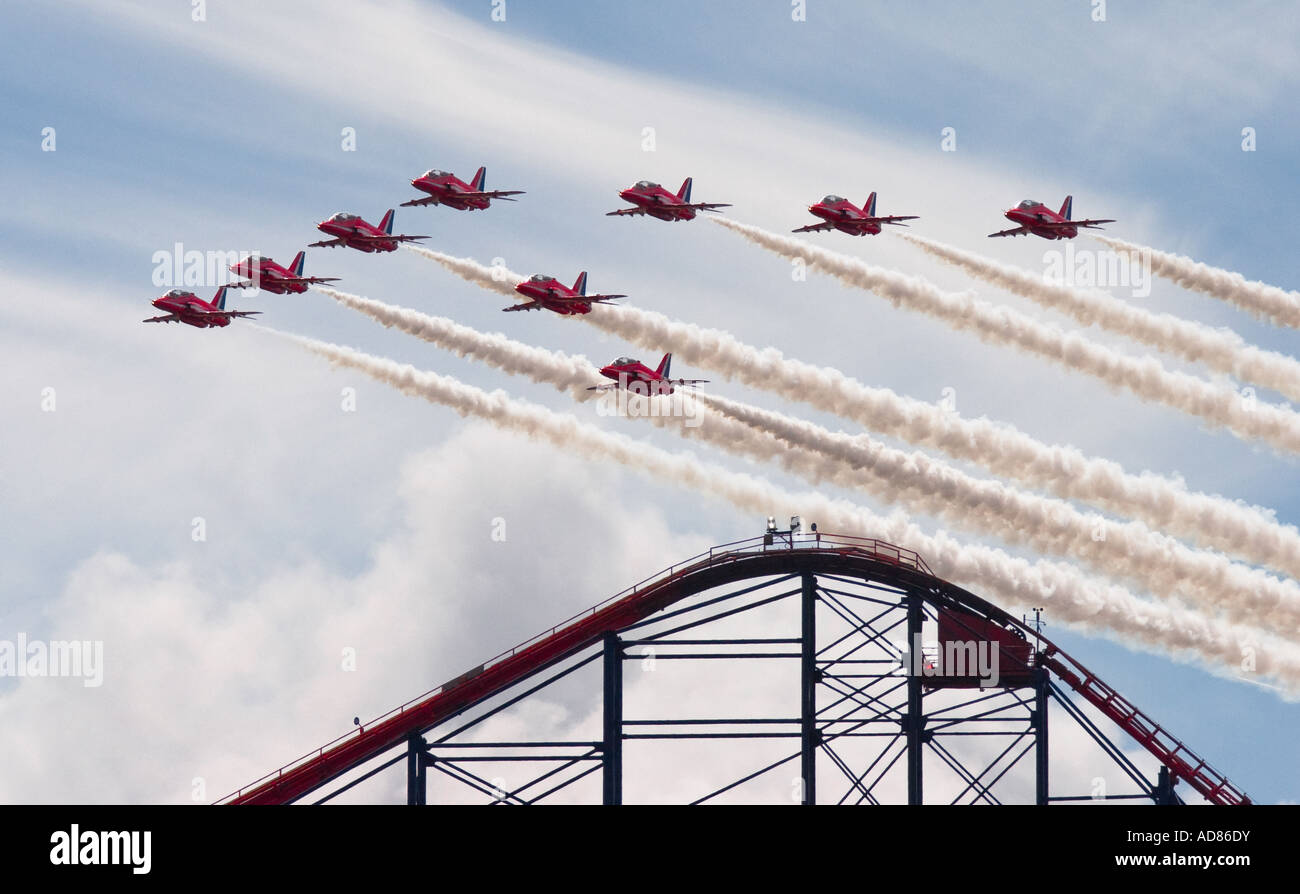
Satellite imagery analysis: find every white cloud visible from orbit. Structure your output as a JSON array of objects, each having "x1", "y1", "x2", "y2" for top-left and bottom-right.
[{"x1": 0, "y1": 425, "x2": 715, "y2": 803}]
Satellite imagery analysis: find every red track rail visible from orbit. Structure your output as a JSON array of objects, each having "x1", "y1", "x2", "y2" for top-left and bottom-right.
[
  {"x1": 1040, "y1": 654, "x2": 1250, "y2": 805},
  {"x1": 219, "y1": 532, "x2": 1250, "y2": 805}
]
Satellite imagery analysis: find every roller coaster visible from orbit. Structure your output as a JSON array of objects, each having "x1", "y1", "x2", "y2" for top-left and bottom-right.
[{"x1": 219, "y1": 528, "x2": 1251, "y2": 806}]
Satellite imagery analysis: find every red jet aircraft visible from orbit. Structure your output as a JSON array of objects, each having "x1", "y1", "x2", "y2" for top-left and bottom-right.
[
  {"x1": 309, "y1": 210, "x2": 428, "y2": 253},
  {"x1": 507, "y1": 271, "x2": 625, "y2": 315},
  {"x1": 227, "y1": 251, "x2": 340, "y2": 294},
  {"x1": 143, "y1": 286, "x2": 260, "y2": 328},
  {"x1": 988, "y1": 196, "x2": 1114, "y2": 239},
  {"x1": 794, "y1": 192, "x2": 919, "y2": 235},
  {"x1": 401, "y1": 167, "x2": 525, "y2": 210},
  {"x1": 587, "y1": 353, "x2": 707, "y2": 395},
  {"x1": 606, "y1": 177, "x2": 730, "y2": 221}
]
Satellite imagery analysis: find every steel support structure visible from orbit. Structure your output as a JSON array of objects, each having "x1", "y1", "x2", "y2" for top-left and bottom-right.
[
  {"x1": 1035, "y1": 668, "x2": 1050, "y2": 806},
  {"x1": 905, "y1": 590, "x2": 925, "y2": 805},
  {"x1": 223, "y1": 532, "x2": 1249, "y2": 806},
  {"x1": 602, "y1": 632, "x2": 623, "y2": 806},
  {"x1": 406, "y1": 733, "x2": 427, "y2": 806},
  {"x1": 800, "y1": 572, "x2": 818, "y2": 805}
]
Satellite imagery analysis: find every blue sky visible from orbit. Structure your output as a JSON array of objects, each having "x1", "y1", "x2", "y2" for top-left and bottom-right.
[{"x1": 1, "y1": 0, "x2": 1296, "y2": 802}]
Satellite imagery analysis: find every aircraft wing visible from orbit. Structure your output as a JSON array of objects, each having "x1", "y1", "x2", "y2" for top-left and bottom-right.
[
  {"x1": 193, "y1": 309, "x2": 261, "y2": 320},
  {"x1": 502, "y1": 301, "x2": 543, "y2": 312},
  {"x1": 605, "y1": 207, "x2": 647, "y2": 217},
  {"x1": 793, "y1": 222, "x2": 836, "y2": 233},
  {"x1": 585, "y1": 382, "x2": 619, "y2": 391},
  {"x1": 353, "y1": 233, "x2": 429, "y2": 244},
  {"x1": 988, "y1": 226, "x2": 1030, "y2": 238},
  {"x1": 400, "y1": 196, "x2": 442, "y2": 207},
  {"x1": 669, "y1": 379, "x2": 709, "y2": 387},
  {"x1": 684, "y1": 202, "x2": 731, "y2": 212},
  {"x1": 308, "y1": 237, "x2": 347, "y2": 248},
  {"x1": 232, "y1": 276, "x2": 340, "y2": 288},
  {"x1": 142, "y1": 313, "x2": 182, "y2": 324},
  {"x1": 873, "y1": 215, "x2": 920, "y2": 226},
  {"x1": 586, "y1": 294, "x2": 626, "y2": 303},
  {"x1": 461, "y1": 190, "x2": 525, "y2": 201},
  {"x1": 1033, "y1": 218, "x2": 1116, "y2": 231}
]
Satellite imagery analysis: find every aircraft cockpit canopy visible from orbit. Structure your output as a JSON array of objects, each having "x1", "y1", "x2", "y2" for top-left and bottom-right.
[
  {"x1": 1018, "y1": 199, "x2": 1040, "y2": 209},
  {"x1": 164, "y1": 289, "x2": 189, "y2": 298},
  {"x1": 530, "y1": 274, "x2": 554, "y2": 283},
  {"x1": 422, "y1": 170, "x2": 447, "y2": 179},
  {"x1": 635, "y1": 180, "x2": 660, "y2": 189},
  {"x1": 823, "y1": 195, "x2": 845, "y2": 204},
  {"x1": 613, "y1": 357, "x2": 636, "y2": 367},
  {"x1": 329, "y1": 212, "x2": 357, "y2": 222}
]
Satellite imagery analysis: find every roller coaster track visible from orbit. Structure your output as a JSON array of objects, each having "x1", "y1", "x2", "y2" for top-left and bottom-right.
[{"x1": 219, "y1": 532, "x2": 1251, "y2": 805}]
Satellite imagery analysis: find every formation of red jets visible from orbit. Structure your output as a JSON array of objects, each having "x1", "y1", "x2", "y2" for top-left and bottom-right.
[{"x1": 143, "y1": 164, "x2": 1115, "y2": 392}]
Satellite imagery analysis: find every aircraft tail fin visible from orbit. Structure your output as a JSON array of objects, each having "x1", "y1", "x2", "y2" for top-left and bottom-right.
[
  {"x1": 1059, "y1": 195, "x2": 1073, "y2": 220},
  {"x1": 865, "y1": 191, "x2": 877, "y2": 217},
  {"x1": 214, "y1": 286, "x2": 229, "y2": 311},
  {"x1": 677, "y1": 177, "x2": 693, "y2": 202},
  {"x1": 573, "y1": 271, "x2": 588, "y2": 296},
  {"x1": 655, "y1": 352, "x2": 672, "y2": 378},
  {"x1": 471, "y1": 166, "x2": 486, "y2": 191},
  {"x1": 290, "y1": 251, "x2": 306, "y2": 276},
  {"x1": 379, "y1": 209, "x2": 396, "y2": 235}
]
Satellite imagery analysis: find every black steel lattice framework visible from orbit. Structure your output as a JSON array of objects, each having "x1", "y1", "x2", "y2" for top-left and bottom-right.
[{"x1": 223, "y1": 531, "x2": 1246, "y2": 805}]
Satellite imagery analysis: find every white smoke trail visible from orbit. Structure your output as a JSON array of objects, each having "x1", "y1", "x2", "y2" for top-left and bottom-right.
[
  {"x1": 404, "y1": 246, "x2": 524, "y2": 298},
  {"x1": 712, "y1": 217, "x2": 1300, "y2": 456},
  {"x1": 314, "y1": 286, "x2": 1300, "y2": 629},
  {"x1": 315, "y1": 287, "x2": 599, "y2": 400},
  {"x1": 1096, "y1": 235, "x2": 1300, "y2": 330},
  {"x1": 900, "y1": 232, "x2": 1300, "y2": 403},
  {"x1": 402, "y1": 242, "x2": 1300, "y2": 582},
  {"x1": 690, "y1": 391, "x2": 1300, "y2": 634},
  {"x1": 256, "y1": 327, "x2": 1300, "y2": 694}
]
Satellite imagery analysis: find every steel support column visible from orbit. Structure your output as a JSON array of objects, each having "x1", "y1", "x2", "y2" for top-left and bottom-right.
[
  {"x1": 1035, "y1": 667, "x2": 1049, "y2": 806},
  {"x1": 406, "y1": 733, "x2": 427, "y2": 806},
  {"x1": 602, "y1": 632, "x2": 623, "y2": 805},
  {"x1": 906, "y1": 593, "x2": 924, "y2": 805},
  {"x1": 800, "y1": 571, "x2": 818, "y2": 805},
  {"x1": 1153, "y1": 766, "x2": 1178, "y2": 805}
]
